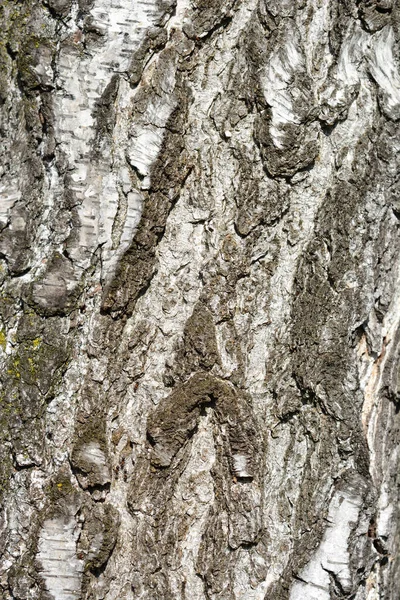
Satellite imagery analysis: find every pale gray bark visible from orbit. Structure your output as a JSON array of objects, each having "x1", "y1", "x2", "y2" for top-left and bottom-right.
[{"x1": 0, "y1": 0, "x2": 400, "y2": 599}]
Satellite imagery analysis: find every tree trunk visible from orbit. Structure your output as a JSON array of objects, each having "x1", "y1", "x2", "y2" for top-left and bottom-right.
[{"x1": 1, "y1": 0, "x2": 400, "y2": 598}]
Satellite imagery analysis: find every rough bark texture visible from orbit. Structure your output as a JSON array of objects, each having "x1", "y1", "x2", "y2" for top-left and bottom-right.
[{"x1": 1, "y1": 0, "x2": 400, "y2": 598}]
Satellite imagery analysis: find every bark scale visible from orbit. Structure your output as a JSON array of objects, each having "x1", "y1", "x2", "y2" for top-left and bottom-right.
[{"x1": 0, "y1": 0, "x2": 399, "y2": 599}]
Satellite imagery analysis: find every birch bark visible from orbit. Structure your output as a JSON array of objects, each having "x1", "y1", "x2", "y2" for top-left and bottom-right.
[{"x1": 0, "y1": 1, "x2": 400, "y2": 599}]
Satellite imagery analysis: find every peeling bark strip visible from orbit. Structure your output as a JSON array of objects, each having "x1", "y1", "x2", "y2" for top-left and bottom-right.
[{"x1": 1, "y1": 0, "x2": 400, "y2": 598}]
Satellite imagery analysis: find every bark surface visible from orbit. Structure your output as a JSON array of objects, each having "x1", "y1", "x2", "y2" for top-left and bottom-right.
[{"x1": 0, "y1": 0, "x2": 400, "y2": 599}]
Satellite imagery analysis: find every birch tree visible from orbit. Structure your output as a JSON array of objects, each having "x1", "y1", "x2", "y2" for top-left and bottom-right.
[{"x1": 0, "y1": 0, "x2": 399, "y2": 598}]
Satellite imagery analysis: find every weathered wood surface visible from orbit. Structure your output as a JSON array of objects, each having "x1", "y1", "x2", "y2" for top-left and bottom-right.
[{"x1": 0, "y1": 0, "x2": 400, "y2": 598}]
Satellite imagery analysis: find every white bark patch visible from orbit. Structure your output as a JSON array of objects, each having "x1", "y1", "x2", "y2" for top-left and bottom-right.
[
  {"x1": 376, "y1": 483, "x2": 394, "y2": 539},
  {"x1": 337, "y1": 28, "x2": 367, "y2": 87},
  {"x1": 38, "y1": 516, "x2": 84, "y2": 600},
  {"x1": 0, "y1": 186, "x2": 20, "y2": 225},
  {"x1": 79, "y1": 441, "x2": 106, "y2": 467},
  {"x1": 289, "y1": 488, "x2": 363, "y2": 600},
  {"x1": 358, "y1": 258, "x2": 400, "y2": 453},
  {"x1": 127, "y1": 55, "x2": 178, "y2": 190},
  {"x1": 166, "y1": 0, "x2": 191, "y2": 32},
  {"x1": 368, "y1": 26, "x2": 400, "y2": 120},
  {"x1": 263, "y1": 34, "x2": 304, "y2": 149},
  {"x1": 53, "y1": 0, "x2": 162, "y2": 273},
  {"x1": 232, "y1": 454, "x2": 251, "y2": 478},
  {"x1": 127, "y1": 125, "x2": 167, "y2": 185},
  {"x1": 100, "y1": 81, "x2": 144, "y2": 281},
  {"x1": 319, "y1": 23, "x2": 400, "y2": 122}
]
